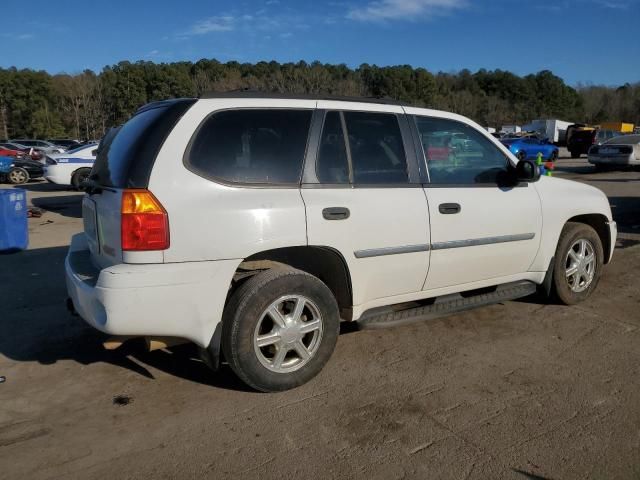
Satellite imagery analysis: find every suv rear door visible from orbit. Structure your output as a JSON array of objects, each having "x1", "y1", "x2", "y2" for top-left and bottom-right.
[{"x1": 301, "y1": 102, "x2": 431, "y2": 308}]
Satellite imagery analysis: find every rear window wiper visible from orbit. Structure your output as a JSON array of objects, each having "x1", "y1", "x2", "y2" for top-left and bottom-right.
[{"x1": 83, "y1": 178, "x2": 116, "y2": 195}]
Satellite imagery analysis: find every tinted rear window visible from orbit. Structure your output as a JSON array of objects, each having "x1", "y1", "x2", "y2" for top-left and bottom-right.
[
  {"x1": 185, "y1": 109, "x2": 312, "y2": 185},
  {"x1": 91, "y1": 99, "x2": 196, "y2": 188}
]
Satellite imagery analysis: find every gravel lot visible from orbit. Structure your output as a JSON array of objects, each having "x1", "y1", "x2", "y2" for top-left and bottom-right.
[{"x1": 1, "y1": 151, "x2": 639, "y2": 479}]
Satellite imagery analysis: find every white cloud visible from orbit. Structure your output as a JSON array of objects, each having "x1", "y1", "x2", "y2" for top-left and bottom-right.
[
  {"x1": 179, "y1": 10, "x2": 309, "y2": 39},
  {"x1": 347, "y1": 0, "x2": 467, "y2": 22},
  {"x1": 187, "y1": 16, "x2": 235, "y2": 35},
  {"x1": 1, "y1": 32, "x2": 35, "y2": 40}
]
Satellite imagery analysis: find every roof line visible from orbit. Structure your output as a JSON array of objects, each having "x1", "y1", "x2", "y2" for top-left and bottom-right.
[{"x1": 199, "y1": 89, "x2": 409, "y2": 106}]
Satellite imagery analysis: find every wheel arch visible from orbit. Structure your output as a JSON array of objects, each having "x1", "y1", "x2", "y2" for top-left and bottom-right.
[
  {"x1": 567, "y1": 213, "x2": 612, "y2": 264},
  {"x1": 237, "y1": 246, "x2": 353, "y2": 320}
]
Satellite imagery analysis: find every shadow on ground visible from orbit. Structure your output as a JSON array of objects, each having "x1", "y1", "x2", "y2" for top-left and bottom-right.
[
  {"x1": 609, "y1": 196, "x2": 640, "y2": 234},
  {"x1": 0, "y1": 246, "x2": 252, "y2": 392},
  {"x1": 14, "y1": 181, "x2": 72, "y2": 192},
  {"x1": 31, "y1": 194, "x2": 83, "y2": 218}
]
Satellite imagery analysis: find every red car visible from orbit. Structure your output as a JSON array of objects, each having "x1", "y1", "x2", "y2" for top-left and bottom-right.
[
  {"x1": 0, "y1": 146, "x2": 21, "y2": 157},
  {"x1": 0, "y1": 143, "x2": 33, "y2": 160}
]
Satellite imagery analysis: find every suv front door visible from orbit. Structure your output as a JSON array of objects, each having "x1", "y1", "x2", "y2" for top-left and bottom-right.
[
  {"x1": 301, "y1": 104, "x2": 431, "y2": 309},
  {"x1": 410, "y1": 113, "x2": 542, "y2": 291}
]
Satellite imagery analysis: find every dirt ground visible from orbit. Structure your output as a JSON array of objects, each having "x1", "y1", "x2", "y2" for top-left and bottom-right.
[{"x1": 1, "y1": 152, "x2": 639, "y2": 480}]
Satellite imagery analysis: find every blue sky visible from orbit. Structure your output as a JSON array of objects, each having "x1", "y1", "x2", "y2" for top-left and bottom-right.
[{"x1": 1, "y1": 0, "x2": 638, "y2": 86}]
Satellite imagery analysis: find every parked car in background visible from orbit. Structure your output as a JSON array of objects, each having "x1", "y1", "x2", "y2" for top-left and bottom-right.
[
  {"x1": 46, "y1": 138, "x2": 82, "y2": 149},
  {"x1": 9, "y1": 139, "x2": 65, "y2": 154},
  {"x1": 567, "y1": 128, "x2": 621, "y2": 158},
  {"x1": 44, "y1": 143, "x2": 98, "y2": 188},
  {"x1": 0, "y1": 142, "x2": 40, "y2": 160},
  {"x1": 588, "y1": 134, "x2": 640, "y2": 170},
  {"x1": 0, "y1": 145, "x2": 26, "y2": 158},
  {"x1": 65, "y1": 94, "x2": 615, "y2": 392},
  {"x1": 500, "y1": 137, "x2": 559, "y2": 161},
  {"x1": 0, "y1": 157, "x2": 44, "y2": 184}
]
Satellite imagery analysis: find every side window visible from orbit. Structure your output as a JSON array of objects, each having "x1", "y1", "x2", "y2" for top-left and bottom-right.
[
  {"x1": 186, "y1": 109, "x2": 312, "y2": 185},
  {"x1": 414, "y1": 116, "x2": 508, "y2": 185},
  {"x1": 343, "y1": 111, "x2": 408, "y2": 184},
  {"x1": 317, "y1": 111, "x2": 349, "y2": 184}
]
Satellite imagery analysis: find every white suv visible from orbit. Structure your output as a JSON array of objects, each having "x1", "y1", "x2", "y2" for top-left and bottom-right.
[{"x1": 65, "y1": 93, "x2": 616, "y2": 392}]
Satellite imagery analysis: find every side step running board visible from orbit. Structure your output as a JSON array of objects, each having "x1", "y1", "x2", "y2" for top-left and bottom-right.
[{"x1": 357, "y1": 281, "x2": 537, "y2": 330}]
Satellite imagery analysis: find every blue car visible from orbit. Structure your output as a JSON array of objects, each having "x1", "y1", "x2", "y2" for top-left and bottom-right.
[{"x1": 500, "y1": 137, "x2": 559, "y2": 161}]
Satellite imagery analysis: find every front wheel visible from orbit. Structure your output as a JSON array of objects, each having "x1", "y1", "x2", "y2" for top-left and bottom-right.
[
  {"x1": 221, "y1": 266, "x2": 340, "y2": 392},
  {"x1": 7, "y1": 167, "x2": 29, "y2": 184},
  {"x1": 551, "y1": 222, "x2": 604, "y2": 305}
]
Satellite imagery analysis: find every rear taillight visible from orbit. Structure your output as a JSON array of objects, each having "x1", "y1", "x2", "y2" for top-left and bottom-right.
[{"x1": 121, "y1": 189, "x2": 169, "y2": 251}]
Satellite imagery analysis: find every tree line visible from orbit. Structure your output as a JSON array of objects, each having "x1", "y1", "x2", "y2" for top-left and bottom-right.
[{"x1": 0, "y1": 59, "x2": 638, "y2": 140}]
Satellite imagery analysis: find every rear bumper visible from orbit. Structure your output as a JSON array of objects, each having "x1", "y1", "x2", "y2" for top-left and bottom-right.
[
  {"x1": 588, "y1": 154, "x2": 636, "y2": 165},
  {"x1": 606, "y1": 220, "x2": 617, "y2": 263},
  {"x1": 65, "y1": 233, "x2": 240, "y2": 347}
]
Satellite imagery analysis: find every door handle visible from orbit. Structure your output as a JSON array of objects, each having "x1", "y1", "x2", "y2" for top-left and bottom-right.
[
  {"x1": 439, "y1": 203, "x2": 461, "y2": 214},
  {"x1": 322, "y1": 207, "x2": 350, "y2": 220}
]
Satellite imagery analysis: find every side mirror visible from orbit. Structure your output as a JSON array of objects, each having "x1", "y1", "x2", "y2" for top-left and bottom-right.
[{"x1": 515, "y1": 159, "x2": 540, "y2": 182}]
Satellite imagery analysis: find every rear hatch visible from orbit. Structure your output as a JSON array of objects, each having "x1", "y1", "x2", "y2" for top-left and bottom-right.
[
  {"x1": 84, "y1": 99, "x2": 196, "y2": 269},
  {"x1": 568, "y1": 130, "x2": 596, "y2": 150}
]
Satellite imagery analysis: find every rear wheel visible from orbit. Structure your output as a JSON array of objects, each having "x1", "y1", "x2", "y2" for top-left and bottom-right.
[
  {"x1": 221, "y1": 266, "x2": 340, "y2": 392},
  {"x1": 570, "y1": 151, "x2": 580, "y2": 159},
  {"x1": 551, "y1": 222, "x2": 604, "y2": 305},
  {"x1": 7, "y1": 167, "x2": 29, "y2": 184},
  {"x1": 71, "y1": 168, "x2": 92, "y2": 190}
]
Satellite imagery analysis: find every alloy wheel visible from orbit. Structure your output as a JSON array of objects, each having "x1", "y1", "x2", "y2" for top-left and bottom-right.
[
  {"x1": 565, "y1": 238, "x2": 596, "y2": 293},
  {"x1": 253, "y1": 295, "x2": 324, "y2": 373}
]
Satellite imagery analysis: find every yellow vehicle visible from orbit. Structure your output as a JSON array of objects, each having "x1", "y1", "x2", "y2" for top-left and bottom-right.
[{"x1": 599, "y1": 122, "x2": 634, "y2": 133}]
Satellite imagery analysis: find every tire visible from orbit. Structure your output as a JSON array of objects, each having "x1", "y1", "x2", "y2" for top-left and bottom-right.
[
  {"x1": 570, "y1": 151, "x2": 580, "y2": 159},
  {"x1": 551, "y1": 150, "x2": 558, "y2": 161},
  {"x1": 551, "y1": 222, "x2": 604, "y2": 305},
  {"x1": 7, "y1": 167, "x2": 29, "y2": 184},
  {"x1": 71, "y1": 168, "x2": 91, "y2": 190},
  {"x1": 594, "y1": 164, "x2": 608, "y2": 172},
  {"x1": 221, "y1": 266, "x2": 340, "y2": 392},
  {"x1": 517, "y1": 150, "x2": 527, "y2": 161}
]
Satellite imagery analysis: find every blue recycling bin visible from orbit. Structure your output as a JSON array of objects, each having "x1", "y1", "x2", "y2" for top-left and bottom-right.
[{"x1": 0, "y1": 188, "x2": 28, "y2": 252}]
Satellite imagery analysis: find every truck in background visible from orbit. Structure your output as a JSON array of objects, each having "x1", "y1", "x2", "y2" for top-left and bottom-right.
[
  {"x1": 501, "y1": 125, "x2": 521, "y2": 134},
  {"x1": 599, "y1": 122, "x2": 634, "y2": 133},
  {"x1": 522, "y1": 119, "x2": 573, "y2": 145}
]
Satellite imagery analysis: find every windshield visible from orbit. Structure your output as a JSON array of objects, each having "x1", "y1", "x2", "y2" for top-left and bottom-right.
[{"x1": 605, "y1": 134, "x2": 640, "y2": 145}]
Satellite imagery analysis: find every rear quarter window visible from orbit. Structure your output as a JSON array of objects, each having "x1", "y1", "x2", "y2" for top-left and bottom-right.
[
  {"x1": 91, "y1": 99, "x2": 196, "y2": 188},
  {"x1": 185, "y1": 109, "x2": 312, "y2": 185}
]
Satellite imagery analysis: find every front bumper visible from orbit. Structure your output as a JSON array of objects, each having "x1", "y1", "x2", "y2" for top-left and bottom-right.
[
  {"x1": 606, "y1": 220, "x2": 617, "y2": 263},
  {"x1": 43, "y1": 167, "x2": 71, "y2": 185},
  {"x1": 65, "y1": 233, "x2": 239, "y2": 347}
]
